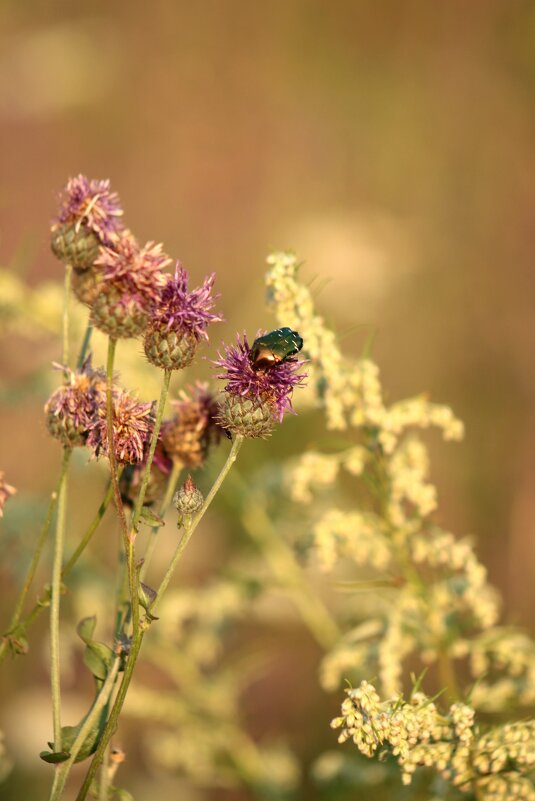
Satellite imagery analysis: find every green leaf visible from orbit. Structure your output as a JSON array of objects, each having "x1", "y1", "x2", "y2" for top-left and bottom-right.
[
  {"x1": 115, "y1": 789, "x2": 135, "y2": 801},
  {"x1": 77, "y1": 617, "x2": 114, "y2": 681},
  {"x1": 139, "y1": 506, "x2": 164, "y2": 528},
  {"x1": 39, "y1": 750, "x2": 70, "y2": 764}
]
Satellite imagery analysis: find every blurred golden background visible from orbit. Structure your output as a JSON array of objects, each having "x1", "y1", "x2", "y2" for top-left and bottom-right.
[{"x1": 1, "y1": 1, "x2": 535, "y2": 799}]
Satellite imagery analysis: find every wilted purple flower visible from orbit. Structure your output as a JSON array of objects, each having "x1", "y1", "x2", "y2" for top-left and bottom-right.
[
  {"x1": 215, "y1": 333, "x2": 307, "y2": 421},
  {"x1": 44, "y1": 357, "x2": 108, "y2": 447},
  {"x1": 96, "y1": 236, "x2": 170, "y2": 302},
  {"x1": 161, "y1": 382, "x2": 224, "y2": 467},
  {"x1": 0, "y1": 472, "x2": 16, "y2": 517},
  {"x1": 91, "y1": 235, "x2": 171, "y2": 338},
  {"x1": 88, "y1": 389, "x2": 154, "y2": 465},
  {"x1": 55, "y1": 174, "x2": 124, "y2": 246}
]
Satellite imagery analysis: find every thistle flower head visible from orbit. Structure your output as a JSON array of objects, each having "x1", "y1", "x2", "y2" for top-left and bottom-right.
[
  {"x1": 87, "y1": 390, "x2": 154, "y2": 464},
  {"x1": 54, "y1": 174, "x2": 124, "y2": 246},
  {"x1": 96, "y1": 235, "x2": 170, "y2": 304},
  {"x1": 214, "y1": 332, "x2": 307, "y2": 422},
  {"x1": 0, "y1": 472, "x2": 16, "y2": 517},
  {"x1": 91, "y1": 235, "x2": 171, "y2": 338},
  {"x1": 161, "y1": 382, "x2": 223, "y2": 467},
  {"x1": 44, "y1": 357, "x2": 107, "y2": 447},
  {"x1": 155, "y1": 265, "x2": 222, "y2": 341}
]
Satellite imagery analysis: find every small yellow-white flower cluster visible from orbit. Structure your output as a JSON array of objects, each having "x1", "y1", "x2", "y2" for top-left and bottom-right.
[
  {"x1": 331, "y1": 681, "x2": 535, "y2": 797},
  {"x1": 469, "y1": 628, "x2": 535, "y2": 710},
  {"x1": 312, "y1": 509, "x2": 391, "y2": 573}
]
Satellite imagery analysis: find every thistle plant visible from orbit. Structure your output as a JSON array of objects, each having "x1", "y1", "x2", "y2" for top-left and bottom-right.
[{"x1": 0, "y1": 177, "x2": 306, "y2": 801}]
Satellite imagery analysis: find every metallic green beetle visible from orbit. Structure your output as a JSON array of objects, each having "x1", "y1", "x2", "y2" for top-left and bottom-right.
[{"x1": 249, "y1": 327, "x2": 303, "y2": 371}]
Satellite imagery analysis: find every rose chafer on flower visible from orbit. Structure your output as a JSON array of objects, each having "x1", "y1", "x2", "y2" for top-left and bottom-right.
[
  {"x1": 87, "y1": 389, "x2": 154, "y2": 465},
  {"x1": 214, "y1": 331, "x2": 307, "y2": 438},
  {"x1": 50, "y1": 175, "x2": 124, "y2": 270},
  {"x1": 44, "y1": 357, "x2": 107, "y2": 448},
  {"x1": 144, "y1": 265, "x2": 222, "y2": 370},
  {"x1": 91, "y1": 235, "x2": 170, "y2": 339}
]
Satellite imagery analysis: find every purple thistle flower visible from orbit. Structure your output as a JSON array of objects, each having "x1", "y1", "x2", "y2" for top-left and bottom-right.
[
  {"x1": 55, "y1": 174, "x2": 124, "y2": 246},
  {"x1": 96, "y1": 235, "x2": 170, "y2": 304},
  {"x1": 214, "y1": 332, "x2": 307, "y2": 421},
  {"x1": 44, "y1": 357, "x2": 108, "y2": 447},
  {"x1": 87, "y1": 390, "x2": 154, "y2": 465},
  {"x1": 154, "y1": 265, "x2": 222, "y2": 341}
]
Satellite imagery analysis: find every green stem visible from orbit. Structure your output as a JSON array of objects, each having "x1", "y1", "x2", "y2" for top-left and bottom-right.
[
  {"x1": 139, "y1": 459, "x2": 182, "y2": 583},
  {"x1": 105, "y1": 338, "x2": 138, "y2": 635},
  {"x1": 0, "y1": 481, "x2": 62, "y2": 662},
  {"x1": 76, "y1": 323, "x2": 93, "y2": 369},
  {"x1": 48, "y1": 657, "x2": 120, "y2": 801},
  {"x1": 131, "y1": 369, "x2": 171, "y2": 534},
  {"x1": 50, "y1": 447, "x2": 70, "y2": 751},
  {"x1": 438, "y1": 648, "x2": 461, "y2": 702},
  {"x1": 239, "y1": 487, "x2": 340, "y2": 650},
  {"x1": 8, "y1": 479, "x2": 116, "y2": 641},
  {"x1": 62, "y1": 265, "x2": 72, "y2": 376},
  {"x1": 153, "y1": 435, "x2": 244, "y2": 613},
  {"x1": 75, "y1": 435, "x2": 244, "y2": 801}
]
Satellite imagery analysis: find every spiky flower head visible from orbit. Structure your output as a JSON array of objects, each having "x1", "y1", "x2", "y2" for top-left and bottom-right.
[
  {"x1": 51, "y1": 175, "x2": 124, "y2": 268},
  {"x1": 0, "y1": 472, "x2": 16, "y2": 517},
  {"x1": 144, "y1": 266, "x2": 222, "y2": 369},
  {"x1": 44, "y1": 358, "x2": 107, "y2": 448},
  {"x1": 174, "y1": 475, "x2": 204, "y2": 517},
  {"x1": 161, "y1": 382, "x2": 223, "y2": 468},
  {"x1": 87, "y1": 390, "x2": 154, "y2": 464},
  {"x1": 91, "y1": 235, "x2": 170, "y2": 339},
  {"x1": 214, "y1": 332, "x2": 307, "y2": 438}
]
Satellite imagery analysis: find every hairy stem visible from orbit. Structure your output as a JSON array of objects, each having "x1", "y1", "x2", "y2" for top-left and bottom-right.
[
  {"x1": 75, "y1": 435, "x2": 244, "y2": 801},
  {"x1": 49, "y1": 657, "x2": 121, "y2": 801},
  {"x1": 105, "y1": 338, "x2": 138, "y2": 635},
  {"x1": 139, "y1": 458, "x2": 182, "y2": 583},
  {"x1": 131, "y1": 368, "x2": 171, "y2": 533},
  {"x1": 0, "y1": 483, "x2": 61, "y2": 662},
  {"x1": 50, "y1": 447, "x2": 70, "y2": 751}
]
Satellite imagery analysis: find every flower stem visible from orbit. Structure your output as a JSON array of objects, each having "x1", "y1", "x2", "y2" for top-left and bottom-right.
[
  {"x1": 50, "y1": 447, "x2": 70, "y2": 751},
  {"x1": 62, "y1": 265, "x2": 72, "y2": 377},
  {"x1": 48, "y1": 656, "x2": 120, "y2": 801},
  {"x1": 76, "y1": 322, "x2": 93, "y2": 369},
  {"x1": 8, "y1": 479, "x2": 116, "y2": 640},
  {"x1": 139, "y1": 458, "x2": 182, "y2": 583},
  {"x1": 153, "y1": 435, "x2": 244, "y2": 613},
  {"x1": 130, "y1": 368, "x2": 171, "y2": 534},
  {"x1": 74, "y1": 435, "x2": 244, "y2": 801},
  {"x1": 0, "y1": 481, "x2": 62, "y2": 662},
  {"x1": 105, "y1": 338, "x2": 138, "y2": 635}
]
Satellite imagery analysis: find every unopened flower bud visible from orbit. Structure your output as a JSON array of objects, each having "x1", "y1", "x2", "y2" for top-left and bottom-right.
[{"x1": 173, "y1": 475, "x2": 203, "y2": 516}]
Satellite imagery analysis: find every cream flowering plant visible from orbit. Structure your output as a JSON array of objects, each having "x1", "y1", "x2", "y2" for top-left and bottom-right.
[{"x1": 0, "y1": 183, "x2": 534, "y2": 801}]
